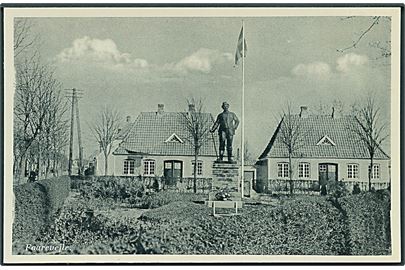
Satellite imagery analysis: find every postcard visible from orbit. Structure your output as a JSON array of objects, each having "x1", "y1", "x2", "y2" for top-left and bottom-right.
[{"x1": 2, "y1": 5, "x2": 402, "y2": 264}]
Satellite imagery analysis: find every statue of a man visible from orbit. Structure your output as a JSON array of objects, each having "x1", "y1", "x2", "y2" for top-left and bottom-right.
[{"x1": 210, "y1": 102, "x2": 240, "y2": 163}]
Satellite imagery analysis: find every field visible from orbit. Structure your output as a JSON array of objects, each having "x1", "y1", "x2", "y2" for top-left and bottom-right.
[{"x1": 12, "y1": 176, "x2": 391, "y2": 255}]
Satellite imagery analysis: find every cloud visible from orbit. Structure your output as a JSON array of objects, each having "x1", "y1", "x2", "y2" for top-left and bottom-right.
[
  {"x1": 336, "y1": 53, "x2": 369, "y2": 72},
  {"x1": 291, "y1": 61, "x2": 331, "y2": 79},
  {"x1": 56, "y1": 36, "x2": 148, "y2": 70},
  {"x1": 167, "y1": 48, "x2": 233, "y2": 74}
]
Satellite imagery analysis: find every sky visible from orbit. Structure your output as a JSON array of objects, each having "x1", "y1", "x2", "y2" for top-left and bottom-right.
[{"x1": 23, "y1": 16, "x2": 391, "y2": 159}]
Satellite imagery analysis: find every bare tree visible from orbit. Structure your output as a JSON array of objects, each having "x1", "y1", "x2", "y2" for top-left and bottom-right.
[
  {"x1": 279, "y1": 103, "x2": 305, "y2": 195},
  {"x1": 90, "y1": 106, "x2": 122, "y2": 176},
  {"x1": 14, "y1": 18, "x2": 38, "y2": 59},
  {"x1": 242, "y1": 140, "x2": 256, "y2": 165},
  {"x1": 350, "y1": 95, "x2": 389, "y2": 191},
  {"x1": 338, "y1": 16, "x2": 391, "y2": 59},
  {"x1": 13, "y1": 17, "x2": 69, "y2": 184},
  {"x1": 14, "y1": 56, "x2": 65, "y2": 181},
  {"x1": 316, "y1": 99, "x2": 345, "y2": 115},
  {"x1": 180, "y1": 98, "x2": 212, "y2": 193},
  {"x1": 40, "y1": 86, "x2": 69, "y2": 179}
]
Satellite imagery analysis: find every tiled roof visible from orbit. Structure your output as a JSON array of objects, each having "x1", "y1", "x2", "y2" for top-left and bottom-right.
[
  {"x1": 259, "y1": 115, "x2": 390, "y2": 160},
  {"x1": 116, "y1": 121, "x2": 136, "y2": 140},
  {"x1": 114, "y1": 112, "x2": 217, "y2": 156}
]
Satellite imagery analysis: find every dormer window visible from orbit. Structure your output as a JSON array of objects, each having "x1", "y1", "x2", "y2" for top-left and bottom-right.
[
  {"x1": 165, "y1": 133, "x2": 184, "y2": 143},
  {"x1": 316, "y1": 135, "x2": 336, "y2": 146}
]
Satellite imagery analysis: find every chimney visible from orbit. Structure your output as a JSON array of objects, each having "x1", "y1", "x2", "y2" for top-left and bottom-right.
[
  {"x1": 126, "y1": 115, "x2": 131, "y2": 123},
  {"x1": 299, "y1": 106, "x2": 308, "y2": 118},
  {"x1": 331, "y1": 107, "x2": 335, "y2": 119},
  {"x1": 188, "y1": 104, "x2": 195, "y2": 112},
  {"x1": 157, "y1": 104, "x2": 164, "y2": 114}
]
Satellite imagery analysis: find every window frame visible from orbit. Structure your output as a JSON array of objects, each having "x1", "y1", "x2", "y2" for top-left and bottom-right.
[
  {"x1": 277, "y1": 162, "x2": 289, "y2": 178},
  {"x1": 191, "y1": 160, "x2": 203, "y2": 176},
  {"x1": 298, "y1": 162, "x2": 310, "y2": 178},
  {"x1": 123, "y1": 159, "x2": 135, "y2": 175},
  {"x1": 143, "y1": 159, "x2": 156, "y2": 176},
  {"x1": 368, "y1": 163, "x2": 380, "y2": 179},
  {"x1": 347, "y1": 163, "x2": 359, "y2": 179}
]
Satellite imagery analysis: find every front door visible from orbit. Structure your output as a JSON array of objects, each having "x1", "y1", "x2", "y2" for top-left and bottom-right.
[
  {"x1": 319, "y1": 163, "x2": 338, "y2": 191},
  {"x1": 164, "y1": 160, "x2": 183, "y2": 185}
]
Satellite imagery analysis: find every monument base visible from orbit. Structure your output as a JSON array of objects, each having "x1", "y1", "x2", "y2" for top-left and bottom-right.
[
  {"x1": 214, "y1": 160, "x2": 237, "y2": 164},
  {"x1": 208, "y1": 162, "x2": 242, "y2": 202}
]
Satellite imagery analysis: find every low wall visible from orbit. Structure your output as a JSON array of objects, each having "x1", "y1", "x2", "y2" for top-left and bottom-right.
[{"x1": 256, "y1": 178, "x2": 390, "y2": 194}]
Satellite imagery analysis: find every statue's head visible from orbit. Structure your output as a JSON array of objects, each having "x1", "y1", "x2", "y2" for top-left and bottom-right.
[{"x1": 222, "y1": 102, "x2": 230, "y2": 111}]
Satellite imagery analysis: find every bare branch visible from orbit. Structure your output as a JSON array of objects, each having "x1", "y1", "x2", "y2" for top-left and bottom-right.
[
  {"x1": 89, "y1": 106, "x2": 122, "y2": 175},
  {"x1": 337, "y1": 16, "x2": 381, "y2": 53},
  {"x1": 14, "y1": 18, "x2": 38, "y2": 58},
  {"x1": 349, "y1": 94, "x2": 389, "y2": 191}
]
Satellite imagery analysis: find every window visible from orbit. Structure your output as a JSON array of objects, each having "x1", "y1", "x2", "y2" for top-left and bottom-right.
[
  {"x1": 277, "y1": 163, "x2": 289, "y2": 178},
  {"x1": 143, "y1": 159, "x2": 155, "y2": 176},
  {"x1": 319, "y1": 164, "x2": 327, "y2": 172},
  {"x1": 347, "y1": 164, "x2": 359, "y2": 179},
  {"x1": 299, "y1": 162, "x2": 310, "y2": 178},
  {"x1": 123, "y1": 159, "x2": 135, "y2": 175},
  {"x1": 368, "y1": 164, "x2": 380, "y2": 179},
  {"x1": 192, "y1": 160, "x2": 203, "y2": 176}
]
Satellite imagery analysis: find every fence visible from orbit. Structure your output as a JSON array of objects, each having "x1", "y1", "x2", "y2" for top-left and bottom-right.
[
  {"x1": 266, "y1": 179, "x2": 320, "y2": 195},
  {"x1": 265, "y1": 179, "x2": 390, "y2": 195}
]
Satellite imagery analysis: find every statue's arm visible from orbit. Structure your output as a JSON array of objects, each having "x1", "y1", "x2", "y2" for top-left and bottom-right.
[{"x1": 233, "y1": 113, "x2": 240, "y2": 130}]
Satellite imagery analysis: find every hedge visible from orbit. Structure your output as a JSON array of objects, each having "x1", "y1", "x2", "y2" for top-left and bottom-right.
[
  {"x1": 12, "y1": 187, "x2": 391, "y2": 255},
  {"x1": 139, "y1": 193, "x2": 390, "y2": 255},
  {"x1": 339, "y1": 190, "x2": 391, "y2": 255},
  {"x1": 138, "y1": 197, "x2": 347, "y2": 255},
  {"x1": 13, "y1": 176, "x2": 71, "y2": 240}
]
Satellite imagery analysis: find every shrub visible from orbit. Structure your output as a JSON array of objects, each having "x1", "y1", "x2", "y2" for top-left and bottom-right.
[
  {"x1": 352, "y1": 183, "x2": 361, "y2": 194},
  {"x1": 139, "y1": 191, "x2": 206, "y2": 209},
  {"x1": 327, "y1": 180, "x2": 349, "y2": 203},
  {"x1": 79, "y1": 176, "x2": 144, "y2": 204},
  {"x1": 13, "y1": 176, "x2": 71, "y2": 241}
]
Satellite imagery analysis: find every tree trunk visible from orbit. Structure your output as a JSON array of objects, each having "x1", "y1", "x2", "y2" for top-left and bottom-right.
[
  {"x1": 369, "y1": 156, "x2": 374, "y2": 192},
  {"x1": 18, "y1": 154, "x2": 27, "y2": 184},
  {"x1": 52, "y1": 153, "x2": 57, "y2": 177},
  {"x1": 104, "y1": 153, "x2": 108, "y2": 176},
  {"x1": 45, "y1": 156, "x2": 51, "y2": 180},
  {"x1": 193, "y1": 147, "x2": 198, "y2": 193},
  {"x1": 36, "y1": 149, "x2": 41, "y2": 180},
  {"x1": 289, "y1": 155, "x2": 294, "y2": 195}
]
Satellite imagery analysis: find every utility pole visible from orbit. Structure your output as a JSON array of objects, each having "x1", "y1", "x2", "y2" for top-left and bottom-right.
[
  {"x1": 66, "y1": 88, "x2": 84, "y2": 176},
  {"x1": 75, "y1": 97, "x2": 83, "y2": 175}
]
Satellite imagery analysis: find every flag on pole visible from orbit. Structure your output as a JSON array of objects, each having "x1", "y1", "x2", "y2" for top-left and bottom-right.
[{"x1": 234, "y1": 26, "x2": 247, "y2": 66}]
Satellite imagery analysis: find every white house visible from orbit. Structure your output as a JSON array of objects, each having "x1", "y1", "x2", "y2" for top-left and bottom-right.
[
  {"x1": 95, "y1": 104, "x2": 217, "y2": 181},
  {"x1": 255, "y1": 107, "x2": 390, "y2": 193}
]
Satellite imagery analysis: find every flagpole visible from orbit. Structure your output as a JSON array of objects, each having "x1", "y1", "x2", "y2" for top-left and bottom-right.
[{"x1": 241, "y1": 20, "x2": 245, "y2": 198}]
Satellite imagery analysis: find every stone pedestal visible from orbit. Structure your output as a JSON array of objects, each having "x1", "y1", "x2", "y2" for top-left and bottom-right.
[{"x1": 208, "y1": 162, "x2": 242, "y2": 201}]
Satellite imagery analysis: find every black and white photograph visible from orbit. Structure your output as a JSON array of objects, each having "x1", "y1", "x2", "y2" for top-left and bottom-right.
[{"x1": 1, "y1": 5, "x2": 402, "y2": 264}]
